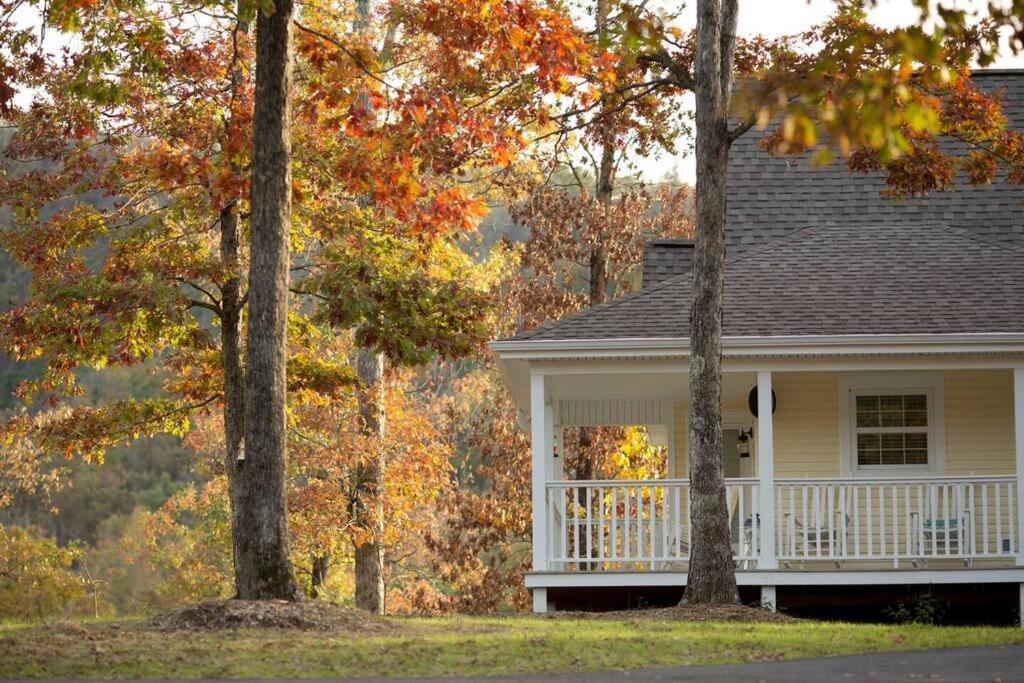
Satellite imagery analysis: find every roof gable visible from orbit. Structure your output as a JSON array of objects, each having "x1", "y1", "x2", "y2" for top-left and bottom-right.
[{"x1": 725, "y1": 70, "x2": 1024, "y2": 254}]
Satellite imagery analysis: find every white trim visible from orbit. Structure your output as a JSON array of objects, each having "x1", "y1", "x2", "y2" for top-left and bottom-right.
[
  {"x1": 490, "y1": 333, "x2": 1024, "y2": 361},
  {"x1": 524, "y1": 567, "x2": 1024, "y2": 588},
  {"x1": 530, "y1": 374, "x2": 550, "y2": 571},
  {"x1": 756, "y1": 371, "x2": 777, "y2": 569},
  {"x1": 666, "y1": 400, "x2": 677, "y2": 480},
  {"x1": 1014, "y1": 368, "x2": 1024, "y2": 566},
  {"x1": 838, "y1": 373, "x2": 946, "y2": 477}
]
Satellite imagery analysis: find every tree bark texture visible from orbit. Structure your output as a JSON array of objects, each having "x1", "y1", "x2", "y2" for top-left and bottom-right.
[
  {"x1": 220, "y1": 202, "x2": 248, "y2": 593},
  {"x1": 310, "y1": 553, "x2": 330, "y2": 597},
  {"x1": 237, "y1": 0, "x2": 301, "y2": 601},
  {"x1": 353, "y1": 347, "x2": 386, "y2": 613},
  {"x1": 683, "y1": 0, "x2": 740, "y2": 606},
  {"x1": 574, "y1": 0, "x2": 616, "y2": 571}
]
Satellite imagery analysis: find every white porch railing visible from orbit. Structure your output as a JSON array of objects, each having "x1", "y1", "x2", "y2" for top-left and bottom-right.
[
  {"x1": 775, "y1": 476, "x2": 1018, "y2": 566},
  {"x1": 545, "y1": 478, "x2": 760, "y2": 570},
  {"x1": 543, "y1": 475, "x2": 1018, "y2": 571}
]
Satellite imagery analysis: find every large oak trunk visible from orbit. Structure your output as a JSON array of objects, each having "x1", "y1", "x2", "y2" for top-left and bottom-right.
[
  {"x1": 353, "y1": 347, "x2": 386, "y2": 613},
  {"x1": 574, "y1": 0, "x2": 615, "y2": 571},
  {"x1": 237, "y1": 0, "x2": 301, "y2": 601},
  {"x1": 682, "y1": 0, "x2": 740, "y2": 606}
]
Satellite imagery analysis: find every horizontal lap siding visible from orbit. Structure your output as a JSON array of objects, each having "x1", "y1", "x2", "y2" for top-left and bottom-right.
[
  {"x1": 945, "y1": 370, "x2": 1014, "y2": 475},
  {"x1": 773, "y1": 372, "x2": 841, "y2": 477},
  {"x1": 672, "y1": 370, "x2": 1015, "y2": 479}
]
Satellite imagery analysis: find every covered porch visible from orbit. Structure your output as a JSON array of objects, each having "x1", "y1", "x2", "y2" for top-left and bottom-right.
[{"x1": 492, "y1": 336, "x2": 1024, "y2": 615}]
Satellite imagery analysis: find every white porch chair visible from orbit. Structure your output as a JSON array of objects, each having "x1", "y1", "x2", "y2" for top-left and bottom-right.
[
  {"x1": 782, "y1": 511, "x2": 850, "y2": 567},
  {"x1": 910, "y1": 511, "x2": 972, "y2": 566}
]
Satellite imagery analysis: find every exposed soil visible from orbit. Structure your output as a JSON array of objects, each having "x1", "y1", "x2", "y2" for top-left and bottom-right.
[
  {"x1": 551, "y1": 603, "x2": 797, "y2": 623},
  {"x1": 142, "y1": 599, "x2": 393, "y2": 633}
]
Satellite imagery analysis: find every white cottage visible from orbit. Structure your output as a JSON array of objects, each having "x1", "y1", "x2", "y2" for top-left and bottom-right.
[{"x1": 490, "y1": 70, "x2": 1024, "y2": 619}]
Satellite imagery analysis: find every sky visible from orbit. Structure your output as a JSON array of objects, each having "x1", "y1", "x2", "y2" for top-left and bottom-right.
[{"x1": 638, "y1": 0, "x2": 1024, "y2": 183}]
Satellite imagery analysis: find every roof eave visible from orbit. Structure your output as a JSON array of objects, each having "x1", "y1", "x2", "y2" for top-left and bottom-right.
[{"x1": 488, "y1": 333, "x2": 1024, "y2": 360}]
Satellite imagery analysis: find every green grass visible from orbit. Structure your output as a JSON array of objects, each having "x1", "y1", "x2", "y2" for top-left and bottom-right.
[{"x1": 2, "y1": 614, "x2": 1024, "y2": 679}]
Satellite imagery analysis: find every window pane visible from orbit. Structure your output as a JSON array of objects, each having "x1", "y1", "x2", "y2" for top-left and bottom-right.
[
  {"x1": 905, "y1": 433, "x2": 928, "y2": 450},
  {"x1": 881, "y1": 449, "x2": 904, "y2": 465},
  {"x1": 858, "y1": 451, "x2": 881, "y2": 465},
  {"x1": 880, "y1": 395, "x2": 903, "y2": 411},
  {"x1": 905, "y1": 410, "x2": 928, "y2": 427},
  {"x1": 905, "y1": 449, "x2": 928, "y2": 465},
  {"x1": 881, "y1": 433, "x2": 904, "y2": 449},
  {"x1": 857, "y1": 410, "x2": 880, "y2": 428},
  {"x1": 856, "y1": 395, "x2": 879, "y2": 428},
  {"x1": 856, "y1": 433, "x2": 881, "y2": 465},
  {"x1": 858, "y1": 433, "x2": 881, "y2": 450},
  {"x1": 904, "y1": 394, "x2": 927, "y2": 411},
  {"x1": 856, "y1": 395, "x2": 879, "y2": 412},
  {"x1": 880, "y1": 410, "x2": 905, "y2": 427}
]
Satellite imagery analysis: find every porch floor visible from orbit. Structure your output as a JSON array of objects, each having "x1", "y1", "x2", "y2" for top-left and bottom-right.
[{"x1": 525, "y1": 565, "x2": 1024, "y2": 590}]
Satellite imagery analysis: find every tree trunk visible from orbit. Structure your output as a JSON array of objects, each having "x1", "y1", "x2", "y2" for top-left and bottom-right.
[
  {"x1": 237, "y1": 0, "x2": 301, "y2": 601},
  {"x1": 353, "y1": 347, "x2": 386, "y2": 614},
  {"x1": 682, "y1": 0, "x2": 740, "y2": 606},
  {"x1": 220, "y1": 201, "x2": 247, "y2": 593},
  {"x1": 310, "y1": 553, "x2": 330, "y2": 598},
  {"x1": 573, "y1": 0, "x2": 617, "y2": 571}
]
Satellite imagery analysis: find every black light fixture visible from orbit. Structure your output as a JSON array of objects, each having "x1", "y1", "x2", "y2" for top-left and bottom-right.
[
  {"x1": 747, "y1": 386, "x2": 777, "y2": 417},
  {"x1": 737, "y1": 429, "x2": 753, "y2": 458}
]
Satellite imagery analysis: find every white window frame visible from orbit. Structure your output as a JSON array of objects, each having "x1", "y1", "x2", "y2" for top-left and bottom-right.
[{"x1": 838, "y1": 373, "x2": 946, "y2": 477}]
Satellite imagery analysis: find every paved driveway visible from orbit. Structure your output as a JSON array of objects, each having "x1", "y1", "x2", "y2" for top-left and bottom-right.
[
  {"x1": 377, "y1": 644, "x2": 1024, "y2": 682},
  {"x1": 16, "y1": 644, "x2": 1024, "y2": 683}
]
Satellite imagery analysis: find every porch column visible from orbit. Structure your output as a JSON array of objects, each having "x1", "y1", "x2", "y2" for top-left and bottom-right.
[
  {"x1": 1014, "y1": 368, "x2": 1024, "y2": 567},
  {"x1": 530, "y1": 371, "x2": 553, "y2": 613},
  {"x1": 756, "y1": 370, "x2": 777, "y2": 570}
]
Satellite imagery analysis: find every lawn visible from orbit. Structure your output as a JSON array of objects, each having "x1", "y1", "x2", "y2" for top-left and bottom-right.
[{"x1": 2, "y1": 611, "x2": 1024, "y2": 679}]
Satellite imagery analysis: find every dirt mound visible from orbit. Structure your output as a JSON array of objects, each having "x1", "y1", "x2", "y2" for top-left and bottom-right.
[
  {"x1": 553, "y1": 603, "x2": 796, "y2": 623},
  {"x1": 143, "y1": 599, "x2": 392, "y2": 633}
]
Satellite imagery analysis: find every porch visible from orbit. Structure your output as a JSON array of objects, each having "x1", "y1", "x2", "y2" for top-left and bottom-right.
[{"x1": 499, "y1": 344, "x2": 1024, "y2": 616}]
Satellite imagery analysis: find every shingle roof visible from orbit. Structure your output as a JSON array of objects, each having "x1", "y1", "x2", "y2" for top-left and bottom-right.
[
  {"x1": 511, "y1": 221, "x2": 1024, "y2": 340},
  {"x1": 725, "y1": 70, "x2": 1024, "y2": 254}
]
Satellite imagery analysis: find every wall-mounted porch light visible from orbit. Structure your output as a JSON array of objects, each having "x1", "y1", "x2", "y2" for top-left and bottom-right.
[{"x1": 737, "y1": 429, "x2": 753, "y2": 458}]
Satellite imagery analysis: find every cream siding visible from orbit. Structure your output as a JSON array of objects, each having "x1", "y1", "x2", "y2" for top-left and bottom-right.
[
  {"x1": 772, "y1": 372, "x2": 841, "y2": 477},
  {"x1": 670, "y1": 370, "x2": 1015, "y2": 478},
  {"x1": 945, "y1": 369, "x2": 1015, "y2": 475}
]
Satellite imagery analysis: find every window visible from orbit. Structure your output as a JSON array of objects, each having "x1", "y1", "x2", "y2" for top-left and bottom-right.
[
  {"x1": 854, "y1": 393, "x2": 929, "y2": 466},
  {"x1": 839, "y1": 374, "x2": 945, "y2": 476}
]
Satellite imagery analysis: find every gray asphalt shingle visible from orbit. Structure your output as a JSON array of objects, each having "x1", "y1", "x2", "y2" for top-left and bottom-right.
[
  {"x1": 725, "y1": 70, "x2": 1024, "y2": 255},
  {"x1": 511, "y1": 222, "x2": 1024, "y2": 340}
]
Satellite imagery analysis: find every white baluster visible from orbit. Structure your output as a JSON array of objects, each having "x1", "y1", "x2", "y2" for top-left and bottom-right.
[
  {"x1": 853, "y1": 484, "x2": 861, "y2": 558},
  {"x1": 866, "y1": 485, "x2": 874, "y2": 558},
  {"x1": 996, "y1": 483, "x2": 1003, "y2": 557}
]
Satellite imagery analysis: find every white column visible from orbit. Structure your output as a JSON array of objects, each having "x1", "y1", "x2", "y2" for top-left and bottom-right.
[
  {"x1": 756, "y1": 370, "x2": 777, "y2": 569},
  {"x1": 1014, "y1": 368, "x2": 1024, "y2": 566},
  {"x1": 530, "y1": 372, "x2": 551, "y2": 613},
  {"x1": 533, "y1": 588, "x2": 549, "y2": 615}
]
